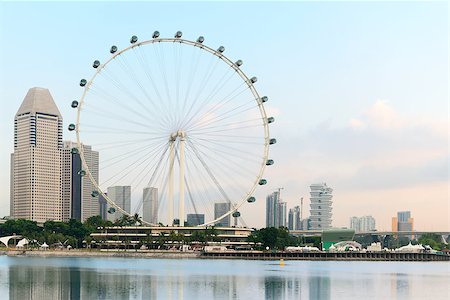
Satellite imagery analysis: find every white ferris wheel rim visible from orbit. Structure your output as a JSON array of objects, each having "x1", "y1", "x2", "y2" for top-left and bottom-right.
[{"x1": 75, "y1": 35, "x2": 271, "y2": 226}]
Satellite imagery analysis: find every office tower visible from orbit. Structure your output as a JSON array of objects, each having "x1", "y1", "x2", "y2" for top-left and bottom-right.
[
  {"x1": 143, "y1": 187, "x2": 158, "y2": 224},
  {"x1": 309, "y1": 183, "x2": 333, "y2": 230},
  {"x1": 301, "y1": 218, "x2": 311, "y2": 230},
  {"x1": 62, "y1": 141, "x2": 99, "y2": 222},
  {"x1": 11, "y1": 87, "x2": 63, "y2": 222},
  {"x1": 99, "y1": 193, "x2": 108, "y2": 221},
  {"x1": 392, "y1": 211, "x2": 414, "y2": 232},
  {"x1": 266, "y1": 190, "x2": 287, "y2": 228},
  {"x1": 214, "y1": 202, "x2": 231, "y2": 227},
  {"x1": 288, "y1": 206, "x2": 301, "y2": 230},
  {"x1": 187, "y1": 214, "x2": 205, "y2": 226},
  {"x1": 107, "y1": 186, "x2": 131, "y2": 222},
  {"x1": 350, "y1": 215, "x2": 376, "y2": 233}
]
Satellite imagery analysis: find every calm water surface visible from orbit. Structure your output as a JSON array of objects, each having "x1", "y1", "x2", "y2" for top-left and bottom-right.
[{"x1": 0, "y1": 256, "x2": 449, "y2": 299}]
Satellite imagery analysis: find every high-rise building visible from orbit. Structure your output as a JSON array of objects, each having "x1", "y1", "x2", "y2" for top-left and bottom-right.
[
  {"x1": 349, "y1": 215, "x2": 376, "y2": 233},
  {"x1": 11, "y1": 87, "x2": 63, "y2": 222},
  {"x1": 107, "y1": 186, "x2": 131, "y2": 222},
  {"x1": 62, "y1": 141, "x2": 99, "y2": 222},
  {"x1": 143, "y1": 187, "x2": 158, "y2": 224},
  {"x1": 266, "y1": 191, "x2": 287, "y2": 228},
  {"x1": 187, "y1": 214, "x2": 205, "y2": 226},
  {"x1": 288, "y1": 206, "x2": 301, "y2": 230},
  {"x1": 309, "y1": 183, "x2": 333, "y2": 230},
  {"x1": 392, "y1": 211, "x2": 414, "y2": 232},
  {"x1": 214, "y1": 202, "x2": 231, "y2": 227}
]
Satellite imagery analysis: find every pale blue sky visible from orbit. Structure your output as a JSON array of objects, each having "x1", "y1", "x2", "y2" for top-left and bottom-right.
[{"x1": 0, "y1": 1, "x2": 448, "y2": 229}]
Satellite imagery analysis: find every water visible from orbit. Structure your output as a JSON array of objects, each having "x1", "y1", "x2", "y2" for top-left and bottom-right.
[{"x1": 0, "y1": 256, "x2": 449, "y2": 299}]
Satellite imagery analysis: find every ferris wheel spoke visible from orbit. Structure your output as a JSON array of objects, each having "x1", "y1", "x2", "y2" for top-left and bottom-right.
[
  {"x1": 90, "y1": 136, "x2": 167, "y2": 151},
  {"x1": 178, "y1": 45, "x2": 202, "y2": 129},
  {"x1": 100, "y1": 141, "x2": 169, "y2": 187},
  {"x1": 88, "y1": 84, "x2": 152, "y2": 124},
  {"x1": 99, "y1": 139, "x2": 168, "y2": 168},
  {"x1": 134, "y1": 46, "x2": 174, "y2": 128},
  {"x1": 180, "y1": 57, "x2": 221, "y2": 129},
  {"x1": 187, "y1": 98, "x2": 257, "y2": 132},
  {"x1": 188, "y1": 135, "x2": 262, "y2": 162},
  {"x1": 187, "y1": 139, "x2": 259, "y2": 181}
]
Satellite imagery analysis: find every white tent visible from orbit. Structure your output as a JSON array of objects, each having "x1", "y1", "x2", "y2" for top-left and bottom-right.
[
  {"x1": 40, "y1": 242, "x2": 49, "y2": 250},
  {"x1": 16, "y1": 238, "x2": 29, "y2": 248}
]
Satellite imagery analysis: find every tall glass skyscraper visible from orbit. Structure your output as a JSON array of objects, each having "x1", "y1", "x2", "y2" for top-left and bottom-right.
[
  {"x1": 266, "y1": 191, "x2": 287, "y2": 228},
  {"x1": 143, "y1": 187, "x2": 158, "y2": 224}
]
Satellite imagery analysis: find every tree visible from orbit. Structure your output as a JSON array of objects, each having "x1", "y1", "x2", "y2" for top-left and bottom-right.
[{"x1": 418, "y1": 233, "x2": 445, "y2": 250}]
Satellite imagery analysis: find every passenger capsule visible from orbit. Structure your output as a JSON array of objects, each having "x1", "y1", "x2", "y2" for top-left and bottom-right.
[
  {"x1": 108, "y1": 207, "x2": 116, "y2": 214},
  {"x1": 261, "y1": 96, "x2": 268, "y2": 103},
  {"x1": 269, "y1": 138, "x2": 277, "y2": 145},
  {"x1": 71, "y1": 148, "x2": 79, "y2": 154},
  {"x1": 232, "y1": 211, "x2": 241, "y2": 218},
  {"x1": 250, "y1": 77, "x2": 257, "y2": 84},
  {"x1": 130, "y1": 35, "x2": 138, "y2": 43},
  {"x1": 153, "y1": 31, "x2": 160, "y2": 38},
  {"x1": 91, "y1": 190, "x2": 99, "y2": 197},
  {"x1": 78, "y1": 170, "x2": 86, "y2": 176},
  {"x1": 68, "y1": 124, "x2": 76, "y2": 131},
  {"x1": 217, "y1": 46, "x2": 225, "y2": 53},
  {"x1": 110, "y1": 45, "x2": 118, "y2": 54},
  {"x1": 196, "y1": 36, "x2": 204, "y2": 43},
  {"x1": 267, "y1": 117, "x2": 275, "y2": 124},
  {"x1": 174, "y1": 31, "x2": 182, "y2": 38},
  {"x1": 71, "y1": 100, "x2": 79, "y2": 108},
  {"x1": 266, "y1": 159, "x2": 274, "y2": 166},
  {"x1": 247, "y1": 196, "x2": 256, "y2": 203},
  {"x1": 259, "y1": 179, "x2": 267, "y2": 185},
  {"x1": 92, "y1": 60, "x2": 100, "y2": 68},
  {"x1": 79, "y1": 79, "x2": 87, "y2": 87},
  {"x1": 235, "y1": 60, "x2": 243, "y2": 67}
]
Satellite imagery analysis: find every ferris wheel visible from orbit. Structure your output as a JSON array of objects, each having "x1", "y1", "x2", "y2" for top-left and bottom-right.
[{"x1": 69, "y1": 31, "x2": 276, "y2": 227}]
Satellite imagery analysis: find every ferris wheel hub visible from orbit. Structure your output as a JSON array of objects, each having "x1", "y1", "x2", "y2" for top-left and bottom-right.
[{"x1": 170, "y1": 130, "x2": 186, "y2": 141}]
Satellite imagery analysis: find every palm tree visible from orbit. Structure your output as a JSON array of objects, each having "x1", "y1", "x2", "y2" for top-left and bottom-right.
[{"x1": 133, "y1": 213, "x2": 142, "y2": 226}]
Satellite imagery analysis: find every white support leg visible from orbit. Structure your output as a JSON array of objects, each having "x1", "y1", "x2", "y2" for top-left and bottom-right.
[
  {"x1": 168, "y1": 141, "x2": 174, "y2": 226},
  {"x1": 179, "y1": 135, "x2": 185, "y2": 227}
]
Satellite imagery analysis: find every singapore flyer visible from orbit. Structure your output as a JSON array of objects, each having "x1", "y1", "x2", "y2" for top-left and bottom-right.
[{"x1": 69, "y1": 31, "x2": 276, "y2": 227}]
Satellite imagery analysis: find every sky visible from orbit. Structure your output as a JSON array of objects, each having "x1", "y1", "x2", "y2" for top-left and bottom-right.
[{"x1": 0, "y1": 1, "x2": 448, "y2": 230}]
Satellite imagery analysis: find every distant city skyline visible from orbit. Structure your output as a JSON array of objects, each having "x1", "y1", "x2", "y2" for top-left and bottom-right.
[{"x1": 0, "y1": 1, "x2": 448, "y2": 230}]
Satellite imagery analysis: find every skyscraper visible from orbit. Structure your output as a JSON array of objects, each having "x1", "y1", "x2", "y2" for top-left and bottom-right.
[
  {"x1": 349, "y1": 216, "x2": 376, "y2": 233},
  {"x1": 11, "y1": 87, "x2": 63, "y2": 222},
  {"x1": 288, "y1": 206, "x2": 301, "y2": 230},
  {"x1": 392, "y1": 211, "x2": 414, "y2": 232},
  {"x1": 187, "y1": 214, "x2": 205, "y2": 226},
  {"x1": 107, "y1": 186, "x2": 131, "y2": 222},
  {"x1": 214, "y1": 202, "x2": 231, "y2": 227},
  {"x1": 309, "y1": 183, "x2": 333, "y2": 230},
  {"x1": 143, "y1": 187, "x2": 158, "y2": 224},
  {"x1": 266, "y1": 190, "x2": 287, "y2": 228},
  {"x1": 62, "y1": 141, "x2": 99, "y2": 221}
]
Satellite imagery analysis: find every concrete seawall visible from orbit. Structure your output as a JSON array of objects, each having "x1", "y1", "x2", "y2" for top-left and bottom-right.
[
  {"x1": 1, "y1": 250, "x2": 449, "y2": 261},
  {"x1": 201, "y1": 251, "x2": 450, "y2": 261}
]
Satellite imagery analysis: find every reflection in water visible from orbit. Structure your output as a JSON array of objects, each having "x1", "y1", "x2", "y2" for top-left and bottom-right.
[{"x1": 1, "y1": 257, "x2": 449, "y2": 300}]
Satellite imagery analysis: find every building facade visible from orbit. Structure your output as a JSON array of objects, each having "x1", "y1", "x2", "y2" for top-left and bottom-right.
[
  {"x1": 349, "y1": 215, "x2": 376, "y2": 233},
  {"x1": 266, "y1": 191, "x2": 287, "y2": 228},
  {"x1": 186, "y1": 214, "x2": 205, "y2": 226},
  {"x1": 11, "y1": 87, "x2": 63, "y2": 222},
  {"x1": 309, "y1": 183, "x2": 333, "y2": 230},
  {"x1": 142, "y1": 187, "x2": 158, "y2": 224},
  {"x1": 392, "y1": 211, "x2": 414, "y2": 232},
  {"x1": 62, "y1": 141, "x2": 99, "y2": 222},
  {"x1": 288, "y1": 206, "x2": 301, "y2": 230},
  {"x1": 107, "y1": 186, "x2": 131, "y2": 222},
  {"x1": 214, "y1": 203, "x2": 231, "y2": 227}
]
